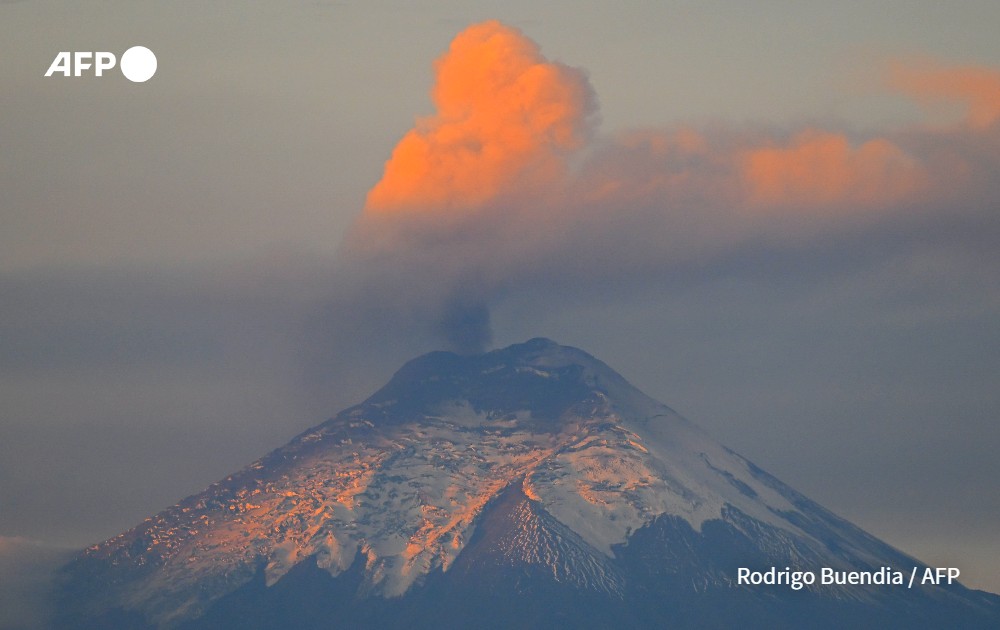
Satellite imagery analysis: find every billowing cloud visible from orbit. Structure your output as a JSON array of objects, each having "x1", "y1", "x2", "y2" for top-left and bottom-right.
[
  {"x1": 889, "y1": 58, "x2": 1000, "y2": 129},
  {"x1": 740, "y1": 130, "x2": 925, "y2": 211},
  {"x1": 364, "y1": 20, "x2": 596, "y2": 214},
  {"x1": 331, "y1": 21, "x2": 1000, "y2": 357}
]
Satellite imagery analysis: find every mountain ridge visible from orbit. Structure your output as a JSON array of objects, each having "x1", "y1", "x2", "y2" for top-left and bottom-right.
[{"x1": 54, "y1": 338, "x2": 1000, "y2": 628}]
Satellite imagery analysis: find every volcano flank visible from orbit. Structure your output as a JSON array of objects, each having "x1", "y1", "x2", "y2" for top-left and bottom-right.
[{"x1": 55, "y1": 339, "x2": 1000, "y2": 629}]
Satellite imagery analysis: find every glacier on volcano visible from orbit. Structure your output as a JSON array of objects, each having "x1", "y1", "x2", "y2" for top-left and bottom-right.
[{"x1": 55, "y1": 338, "x2": 1000, "y2": 629}]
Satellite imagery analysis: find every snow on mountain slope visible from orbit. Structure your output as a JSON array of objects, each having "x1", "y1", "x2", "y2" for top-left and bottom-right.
[{"x1": 56, "y1": 338, "x2": 1000, "y2": 629}]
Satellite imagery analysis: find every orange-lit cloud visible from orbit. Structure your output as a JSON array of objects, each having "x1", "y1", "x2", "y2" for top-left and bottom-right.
[
  {"x1": 574, "y1": 128, "x2": 720, "y2": 205},
  {"x1": 740, "y1": 130, "x2": 925, "y2": 211},
  {"x1": 364, "y1": 20, "x2": 595, "y2": 214},
  {"x1": 889, "y1": 59, "x2": 1000, "y2": 128},
  {"x1": 337, "y1": 21, "x2": 1000, "y2": 354}
]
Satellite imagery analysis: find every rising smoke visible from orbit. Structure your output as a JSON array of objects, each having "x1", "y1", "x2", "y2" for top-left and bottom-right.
[{"x1": 330, "y1": 20, "x2": 1000, "y2": 356}]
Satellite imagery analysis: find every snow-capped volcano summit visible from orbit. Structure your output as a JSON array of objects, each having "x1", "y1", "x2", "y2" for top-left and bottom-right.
[{"x1": 56, "y1": 339, "x2": 1000, "y2": 628}]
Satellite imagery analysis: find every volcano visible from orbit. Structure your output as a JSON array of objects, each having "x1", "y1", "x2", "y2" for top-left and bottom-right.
[{"x1": 55, "y1": 338, "x2": 1000, "y2": 628}]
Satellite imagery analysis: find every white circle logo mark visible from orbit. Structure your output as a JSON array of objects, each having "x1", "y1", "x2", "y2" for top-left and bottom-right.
[{"x1": 120, "y1": 46, "x2": 157, "y2": 82}]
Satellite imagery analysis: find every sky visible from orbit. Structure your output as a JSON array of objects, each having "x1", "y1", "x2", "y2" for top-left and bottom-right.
[{"x1": 2, "y1": 0, "x2": 999, "y2": 615}]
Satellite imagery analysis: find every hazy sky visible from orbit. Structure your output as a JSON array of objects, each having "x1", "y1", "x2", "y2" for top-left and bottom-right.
[{"x1": 2, "y1": 0, "x2": 999, "y2": 603}]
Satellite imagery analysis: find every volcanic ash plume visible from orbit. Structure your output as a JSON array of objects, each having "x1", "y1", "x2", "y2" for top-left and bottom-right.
[
  {"x1": 363, "y1": 20, "x2": 596, "y2": 215},
  {"x1": 328, "y1": 22, "x2": 1000, "y2": 358},
  {"x1": 337, "y1": 20, "x2": 597, "y2": 354}
]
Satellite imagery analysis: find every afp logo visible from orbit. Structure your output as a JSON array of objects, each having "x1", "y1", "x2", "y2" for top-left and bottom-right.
[{"x1": 45, "y1": 46, "x2": 157, "y2": 83}]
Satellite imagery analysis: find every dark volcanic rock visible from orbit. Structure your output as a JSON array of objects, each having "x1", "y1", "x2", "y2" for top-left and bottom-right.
[{"x1": 55, "y1": 339, "x2": 1000, "y2": 628}]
